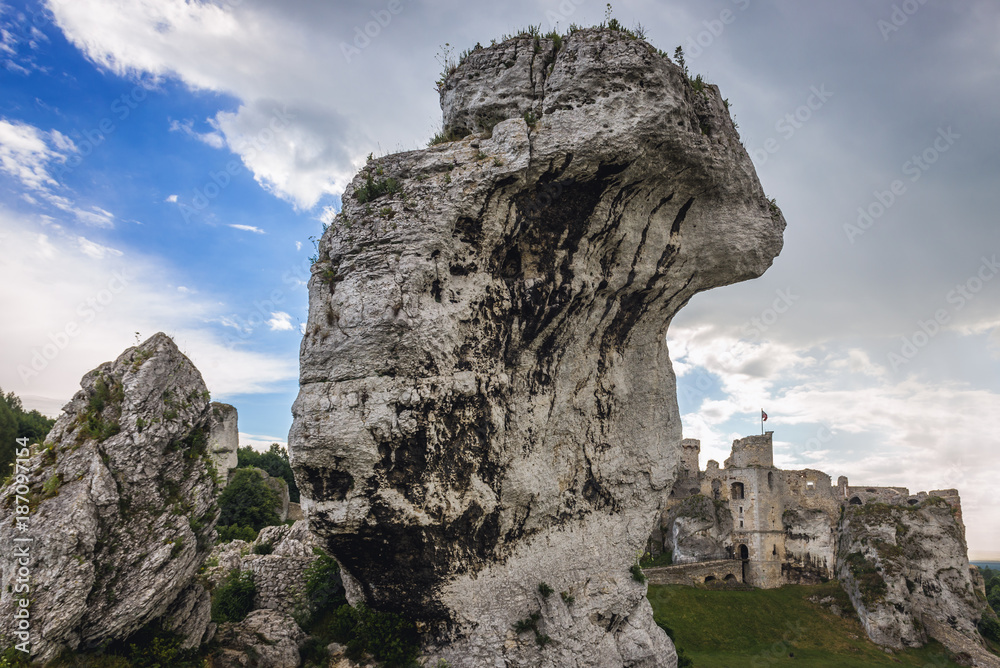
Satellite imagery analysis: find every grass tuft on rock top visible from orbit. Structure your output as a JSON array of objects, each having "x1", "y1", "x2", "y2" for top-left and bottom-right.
[{"x1": 647, "y1": 580, "x2": 966, "y2": 667}]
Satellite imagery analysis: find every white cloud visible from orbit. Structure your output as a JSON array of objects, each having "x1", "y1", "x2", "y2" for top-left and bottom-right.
[
  {"x1": 169, "y1": 118, "x2": 224, "y2": 149},
  {"x1": 0, "y1": 207, "x2": 297, "y2": 412},
  {"x1": 76, "y1": 235, "x2": 122, "y2": 260},
  {"x1": 165, "y1": 194, "x2": 178, "y2": 203},
  {"x1": 229, "y1": 224, "x2": 264, "y2": 234},
  {"x1": 295, "y1": 240, "x2": 302, "y2": 251},
  {"x1": 0, "y1": 118, "x2": 66, "y2": 191},
  {"x1": 239, "y1": 432, "x2": 287, "y2": 451},
  {"x1": 267, "y1": 311, "x2": 293, "y2": 331}
]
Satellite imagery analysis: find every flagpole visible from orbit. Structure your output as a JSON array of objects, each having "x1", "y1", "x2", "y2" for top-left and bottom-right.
[{"x1": 761, "y1": 409, "x2": 764, "y2": 435}]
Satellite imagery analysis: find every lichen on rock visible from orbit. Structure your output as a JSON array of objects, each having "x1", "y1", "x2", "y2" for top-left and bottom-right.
[
  {"x1": 0, "y1": 333, "x2": 226, "y2": 661},
  {"x1": 290, "y1": 26, "x2": 784, "y2": 666}
]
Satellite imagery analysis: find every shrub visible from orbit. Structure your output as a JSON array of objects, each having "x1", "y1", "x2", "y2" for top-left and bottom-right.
[
  {"x1": 428, "y1": 127, "x2": 467, "y2": 146},
  {"x1": 253, "y1": 541, "x2": 274, "y2": 555},
  {"x1": 355, "y1": 174, "x2": 401, "y2": 205},
  {"x1": 537, "y1": 582, "x2": 553, "y2": 598},
  {"x1": 301, "y1": 551, "x2": 346, "y2": 627},
  {"x1": 560, "y1": 591, "x2": 574, "y2": 605},
  {"x1": 217, "y1": 468, "x2": 280, "y2": 531},
  {"x1": 630, "y1": 564, "x2": 647, "y2": 584},
  {"x1": 326, "y1": 604, "x2": 419, "y2": 668},
  {"x1": 979, "y1": 612, "x2": 1000, "y2": 644},
  {"x1": 236, "y1": 444, "x2": 300, "y2": 502},
  {"x1": 211, "y1": 570, "x2": 256, "y2": 623},
  {"x1": 217, "y1": 524, "x2": 258, "y2": 543}
]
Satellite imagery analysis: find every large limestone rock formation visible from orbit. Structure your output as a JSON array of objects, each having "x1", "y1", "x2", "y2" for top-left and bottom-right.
[
  {"x1": 837, "y1": 497, "x2": 990, "y2": 654},
  {"x1": 0, "y1": 333, "x2": 224, "y2": 661},
  {"x1": 208, "y1": 401, "x2": 239, "y2": 477},
  {"x1": 290, "y1": 27, "x2": 784, "y2": 666}
]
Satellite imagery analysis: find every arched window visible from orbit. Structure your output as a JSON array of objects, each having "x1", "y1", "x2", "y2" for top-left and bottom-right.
[
  {"x1": 738, "y1": 544, "x2": 749, "y2": 560},
  {"x1": 768, "y1": 471, "x2": 774, "y2": 490},
  {"x1": 849, "y1": 496, "x2": 862, "y2": 505},
  {"x1": 731, "y1": 482, "x2": 745, "y2": 500}
]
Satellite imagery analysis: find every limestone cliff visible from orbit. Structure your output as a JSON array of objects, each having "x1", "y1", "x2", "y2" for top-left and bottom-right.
[
  {"x1": 837, "y1": 497, "x2": 990, "y2": 655},
  {"x1": 290, "y1": 26, "x2": 784, "y2": 666},
  {"x1": 0, "y1": 333, "x2": 225, "y2": 661},
  {"x1": 659, "y1": 495, "x2": 733, "y2": 564}
]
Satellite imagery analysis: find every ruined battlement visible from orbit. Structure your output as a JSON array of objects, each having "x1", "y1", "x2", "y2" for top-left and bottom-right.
[{"x1": 724, "y1": 432, "x2": 774, "y2": 468}]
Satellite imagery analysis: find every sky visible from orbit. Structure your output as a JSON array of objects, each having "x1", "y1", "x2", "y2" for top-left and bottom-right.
[{"x1": 0, "y1": 0, "x2": 997, "y2": 557}]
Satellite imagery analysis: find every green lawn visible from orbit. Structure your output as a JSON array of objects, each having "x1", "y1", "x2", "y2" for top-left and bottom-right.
[{"x1": 647, "y1": 581, "x2": 966, "y2": 667}]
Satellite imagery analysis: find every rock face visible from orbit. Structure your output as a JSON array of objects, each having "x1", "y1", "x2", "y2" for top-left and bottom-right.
[
  {"x1": 209, "y1": 402, "x2": 239, "y2": 478},
  {"x1": 212, "y1": 608, "x2": 306, "y2": 668},
  {"x1": 0, "y1": 333, "x2": 223, "y2": 661},
  {"x1": 837, "y1": 497, "x2": 986, "y2": 650},
  {"x1": 658, "y1": 495, "x2": 733, "y2": 564},
  {"x1": 290, "y1": 27, "x2": 783, "y2": 666}
]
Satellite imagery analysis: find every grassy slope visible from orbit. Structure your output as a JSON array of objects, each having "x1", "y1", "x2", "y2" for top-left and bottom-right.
[{"x1": 648, "y1": 581, "x2": 965, "y2": 667}]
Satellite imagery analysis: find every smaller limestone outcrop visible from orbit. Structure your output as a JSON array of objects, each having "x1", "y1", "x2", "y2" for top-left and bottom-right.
[
  {"x1": 0, "y1": 333, "x2": 225, "y2": 661},
  {"x1": 208, "y1": 402, "x2": 239, "y2": 478},
  {"x1": 837, "y1": 497, "x2": 990, "y2": 653},
  {"x1": 653, "y1": 494, "x2": 733, "y2": 564}
]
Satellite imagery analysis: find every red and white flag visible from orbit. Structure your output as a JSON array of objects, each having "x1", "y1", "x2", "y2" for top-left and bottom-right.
[{"x1": 761, "y1": 409, "x2": 768, "y2": 422}]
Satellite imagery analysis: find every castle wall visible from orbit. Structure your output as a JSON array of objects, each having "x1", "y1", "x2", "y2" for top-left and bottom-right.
[{"x1": 724, "y1": 433, "x2": 774, "y2": 468}]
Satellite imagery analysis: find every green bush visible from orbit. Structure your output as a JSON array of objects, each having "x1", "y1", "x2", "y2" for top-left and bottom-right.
[
  {"x1": 979, "y1": 612, "x2": 1000, "y2": 644},
  {"x1": 340, "y1": 604, "x2": 419, "y2": 667},
  {"x1": 211, "y1": 570, "x2": 256, "y2": 623},
  {"x1": 236, "y1": 444, "x2": 300, "y2": 502},
  {"x1": 217, "y1": 468, "x2": 280, "y2": 531},
  {"x1": 217, "y1": 524, "x2": 258, "y2": 543},
  {"x1": 253, "y1": 541, "x2": 273, "y2": 555},
  {"x1": 301, "y1": 551, "x2": 347, "y2": 627},
  {"x1": 355, "y1": 174, "x2": 401, "y2": 205},
  {"x1": 538, "y1": 582, "x2": 553, "y2": 598},
  {"x1": 630, "y1": 564, "x2": 647, "y2": 583}
]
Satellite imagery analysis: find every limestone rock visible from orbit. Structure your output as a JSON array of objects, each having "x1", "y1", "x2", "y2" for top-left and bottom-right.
[
  {"x1": 290, "y1": 27, "x2": 783, "y2": 666},
  {"x1": 212, "y1": 609, "x2": 306, "y2": 668},
  {"x1": 209, "y1": 402, "x2": 239, "y2": 479},
  {"x1": 0, "y1": 333, "x2": 221, "y2": 661},
  {"x1": 660, "y1": 495, "x2": 733, "y2": 564},
  {"x1": 836, "y1": 497, "x2": 987, "y2": 650}
]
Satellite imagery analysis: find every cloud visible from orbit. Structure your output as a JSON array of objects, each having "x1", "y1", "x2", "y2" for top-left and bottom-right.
[
  {"x1": 239, "y1": 431, "x2": 286, "y2": 451},
  {"x1": 267, "y1": 311, "x2": 293, "y2": 331},
  {"x1": 0, "y1": 118, "x2": 68, "y2": 191},
  {"x1": 168, "y1": 118, "x2": 224, "y2": 149},
  {"x1": 228, "y1": 223, "x2": 264, "y2": 234},
  {"x1": 76, "y1": 235, "x2": 122, "y2": 260},
  {"x1": 164, "y1": 194, "x2": 178, "y2": 203},
  {"x1": 0, "y1": 206, "x2": 297, "y2": 411}
]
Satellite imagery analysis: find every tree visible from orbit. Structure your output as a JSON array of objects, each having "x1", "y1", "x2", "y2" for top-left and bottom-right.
[
  {"x1": 0, "y1": 396, "x2": 17, "y2": 479},
  {"x1": 217, "y1": 468, "x2": 281, "y2": 531},
  {"x1": 0, "y1": 389, "x2": 54, "y2": 479},
  {"x1": 236, "y1": 443, "x2": 300, "y2": 502}
]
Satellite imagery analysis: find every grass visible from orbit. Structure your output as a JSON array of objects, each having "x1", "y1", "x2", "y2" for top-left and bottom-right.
[{"x1": 648, "y1": 581, "x2": 967, "y2": 667}]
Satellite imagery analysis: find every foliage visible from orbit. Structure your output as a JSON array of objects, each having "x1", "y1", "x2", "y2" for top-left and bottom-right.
[
  {"x1": 211, "y1": 570, "x2": 256, "y2": 623},
  {"x1": 640, "y1": 551, "x2": 674, "y2": 568},
  {"x1": 44, "y1": 622, "x2": 205, "y2": 667},
  {"x1": 355, "y1": 173, "x2": 401, "y2": 205},
  {"x1": 844, "y1": 551, "x2": 888, "y2": 609},
  {"x1": 300, "y1": 551, "x2": 347, "y2": 628},
  {"x1": 429, "y1": 126, "x2": 469, "y2": 146},
  {"x1": 319, "y1": 604, "x2": 419, "y2": 667},
  {"x1": 218, "y1": 468, "x2": 280, "y2": 531},
  {"x1": 217, "y1": 524, "x2": 258, "y2": 543},
  {"x1": 2, "y1": 390, "x2": 55, "y2": 444},
  {"x1": 648, "y1": 581, "x2": 965, "y2": 666},
  {"x1": 77, "y1": 375, "x2": 124, "y2": 443},
  {"x1": 236, "y1": 443, "x2": 299, "y2": 502},
  {"x1": 560, "y1": 591, "x2": 575, "y2": 605},
  {"x1": 537, "y1": 582, "x2": 553, "y2": 598},
  {"x1": 630, "y1": 564, "x2": 647, "y2": 583},
  {"x1": 253, "y1": 541, "x2": 273, "y2": 555},
  {"x1": 978, "y1": 611, "x2": 1000, "y2": 645}
]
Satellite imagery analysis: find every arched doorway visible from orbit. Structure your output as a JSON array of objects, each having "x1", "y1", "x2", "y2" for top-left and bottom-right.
[
  {"x1": 739, "y1": 543, "x2": 750, "y2": 582},
  {"x1": 849, "y1": 496, "x2": 862, "y2": 506}
]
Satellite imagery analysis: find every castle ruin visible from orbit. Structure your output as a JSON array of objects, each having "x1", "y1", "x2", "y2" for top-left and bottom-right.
[{"x1": 650, "y1": 432, "x2": 965, "y2": 589}]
